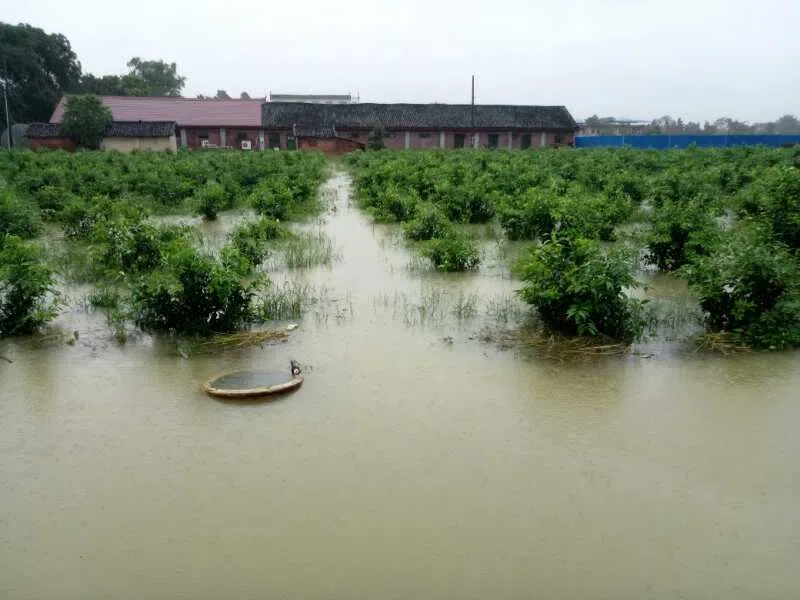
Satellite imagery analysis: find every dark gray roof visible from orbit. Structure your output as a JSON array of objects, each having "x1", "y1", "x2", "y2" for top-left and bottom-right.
[
  {"x1": 106, "y1": 121, "x2": 176, "y2": 137},
  {"x1": 26, "y1": 121, "x2": 176, "y2": 139},
  {"x1": 26, "y1": 123, "x2": 64, "y2": 138},
  {"x1": 262, "y1": 103, "x2": 578, "y2": 131}
]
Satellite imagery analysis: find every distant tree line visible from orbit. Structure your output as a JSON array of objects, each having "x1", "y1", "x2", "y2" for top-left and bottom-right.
[
  {"x1": 584, "y1": 114, "x2": 800, "y2": 135},
  {"x1": 195, "y1": 91, "x2": 256, "y2": 100},
  {"x1": 0, "y1": 21, "x2": 186, "y2": 123}
]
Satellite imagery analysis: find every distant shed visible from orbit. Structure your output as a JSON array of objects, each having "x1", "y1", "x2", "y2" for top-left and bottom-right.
[
  {"x1": 26, "y1": 123, "x2": 74, "y2": 151},
  {"x1": 25, "y1": 121, "x2": 177, "y2": 152},
  {"x1": 102, "y1": 121, "x2": 177, "y2": 152}
]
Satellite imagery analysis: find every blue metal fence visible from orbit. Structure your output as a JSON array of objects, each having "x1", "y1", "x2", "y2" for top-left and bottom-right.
[{"x1": 575, "y1": 135, "x2": 800, "y2": 149}]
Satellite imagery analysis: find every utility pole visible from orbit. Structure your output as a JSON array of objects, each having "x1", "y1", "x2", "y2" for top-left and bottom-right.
[
  {"x1": 470, "y1": 74, "x2": 476, "y2": 148},
  {"x1": 2, "y1": 61, "x2": 11, "y2": 150}
]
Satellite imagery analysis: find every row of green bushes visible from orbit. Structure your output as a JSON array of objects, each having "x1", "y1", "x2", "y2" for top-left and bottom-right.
[
  {"x1": 0, "y1": 149, "x2": 327, "y2": 338},
  {"x1": 346, "y1": 147, "x2": 800, "y2": 348},
  {"x1": 0, "y1": 149, "x2": 326, "y2": 221}
]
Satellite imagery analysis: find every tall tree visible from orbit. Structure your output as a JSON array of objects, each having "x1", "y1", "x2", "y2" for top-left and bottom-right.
[
  {"x1": 61, "y1": 94, "x2": 112, "y2": 149},
  {"x1": 123, "y1": 57, "x2": 185, "y2": 96},
  {"x1": 214, "y1": 89, "x2": 231, "y2": 99},
  {"x1": 75, "y1": 74, "x2": 127, "y2": 96},
  {"x1": 240, "y1": 91, "x2": 251, "y2": 100},
  {"x1": 0, "y1": 22, "x2": 81, "y2": 122},
  {"x1": 774, "y1": 114, "x2": 800, "y2": 134}
]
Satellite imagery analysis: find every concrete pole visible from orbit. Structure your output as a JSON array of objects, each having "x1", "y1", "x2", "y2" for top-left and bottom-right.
[
  {"x1": 220, "y1": 128, "x2": 227, "y2": 147},
  {"x1": 180, "y1": 129, "x2": 187, "y2": 147},
  {"x1": 540, "y1": 132, "x2": 547, "y2": 147},
  {"x1": 439, "y1": 130, "x2": 445, "y2": 148},
  {"x1": 404, "y1": 131, "x2": 411, "y2": 150}
]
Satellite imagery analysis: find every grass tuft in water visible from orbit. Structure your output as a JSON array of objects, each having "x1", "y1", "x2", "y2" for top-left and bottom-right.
[
  {"x1": 486, "y1": 294, "x2": 527, "y2": 325},
  {"x1": 279, "y1": 230, "x2": 336, "y2": 269},
  {"x1": 452, "y1": 292, "x2": 479, "y2": 320},
  {"x1": 256, "y1": 281, "x2": 315, "y2": 320}
]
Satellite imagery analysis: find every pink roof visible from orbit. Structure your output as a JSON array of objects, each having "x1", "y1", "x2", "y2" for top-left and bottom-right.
[{"x1": 50, "y1": 96, "x2": 265, "y2": 127}]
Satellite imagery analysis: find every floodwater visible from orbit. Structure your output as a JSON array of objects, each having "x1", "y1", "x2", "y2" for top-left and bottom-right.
[{"x1": 2, "y1": 172, "x2": 800, "y2": 599}]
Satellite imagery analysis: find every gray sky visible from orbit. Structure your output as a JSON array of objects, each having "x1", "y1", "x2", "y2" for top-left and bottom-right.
[{"x1": 6, "y1": 0, "x2": 799, "y2": 122}]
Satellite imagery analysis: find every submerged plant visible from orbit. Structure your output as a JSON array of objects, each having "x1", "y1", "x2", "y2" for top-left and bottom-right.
[
  {"x1": 0, "y1": 235, "x2": 62, "y2": 336},
  {"x1": 516, "y1": 234, "x2": 645, "y2": 342}
]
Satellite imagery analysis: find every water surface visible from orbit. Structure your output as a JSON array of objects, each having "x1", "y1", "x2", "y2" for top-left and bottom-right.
[{"x1": 1, "y1": 172, "x2": 799, "y2": 599}]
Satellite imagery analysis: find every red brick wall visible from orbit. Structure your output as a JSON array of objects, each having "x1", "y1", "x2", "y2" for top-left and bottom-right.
[
  {"x1": 28, "y1": 138, "x2": 75, "y2": 151},
  {"x1": 298, "y1": 137, "x2": 363, "y2": 155}
]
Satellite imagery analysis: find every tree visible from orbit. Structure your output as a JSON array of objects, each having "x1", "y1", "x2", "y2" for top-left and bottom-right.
[
  {"x1": 367, "y1": 125, "x2": 387, "y2": 150},
  {"x1": 74, "y1": 73, "x2": 127, "y2": 96},
  {"x1": 0, "y1": 23, "x2": 81, "y2": 122},
  {"x1": 122, "y1": 57, "x2": 185, "y2": 96},
  {"x1": 774, "y1": 114, "x2": 800, "y2": 134},
  {"x1": 240, "y1": 91, "x2": 251, "y2": 100},
  {"x1": 61, "y1": 94, "x2": 112, "y2": 149},
  {"x1": 214, "y1": 90, "x2": 231, "y2": 99}
]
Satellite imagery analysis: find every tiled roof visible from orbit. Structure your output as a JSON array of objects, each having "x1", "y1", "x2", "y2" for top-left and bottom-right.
[
  {"x1": 26, "y1": 123, "x2": 64, "y2": 138},
  {"x1": 50, "y1": 96, "x2": 264, "y2": 127},
  {"x1": 262, "y1": 103, "x2": 578, "y2": 131},
  {"x1": 106, "y1": 121, "x2": 176, "y2": 137},
  {"x1": 27, "y1": 121, "x2": 176, "y2": 139}
]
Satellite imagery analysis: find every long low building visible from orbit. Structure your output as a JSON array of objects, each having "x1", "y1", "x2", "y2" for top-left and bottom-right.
[
  {"x1": 27, "y1": 121, "x2": 177, "y2": 152},
  {"x1": 42, "y1": 96, "x2": 577, "y2": 152},
  {"x1": 263, "y1": 102, "x2": 578, "y2": 151}
]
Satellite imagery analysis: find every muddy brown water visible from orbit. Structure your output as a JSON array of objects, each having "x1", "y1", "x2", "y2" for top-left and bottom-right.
[{"x1": 2, "y1": 172, "x2": 799, "y2": 599}]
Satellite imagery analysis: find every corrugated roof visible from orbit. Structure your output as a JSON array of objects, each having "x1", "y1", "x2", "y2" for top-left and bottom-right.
[
  {"x1": 50, "y1": 96, "x2": 264, "y2": 127},
  {"x1": 262, "y1": 103, "x2": 578, "y2": 131},
  {"x1": 26, "y1": 123, "x2": 65, "y2": 138},
  {"x1": 106, "y1": 121, "x2": 176, "y2": 137},
  {"x1": 27, "y1": 121, "x2": 176, "y2": 139}
]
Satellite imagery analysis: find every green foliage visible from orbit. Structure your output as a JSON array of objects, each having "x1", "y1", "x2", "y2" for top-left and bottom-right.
[
  {"x1": 645, "y1": 200, "x2": 719, "y2": 271},
  {"x1": 226, "y1": 217, "x2": 290, "y2": 271},
  {"x1": 61, "y1": 94, "x2": 113, "y2": 149},
  {"x1": 0, "y1": 187, "x2": 41, "y2": 239},
  {"x1": 193, "y1": 181, "x2": 228, "y2": 220},
  {"x1": 367, "y1": 126, "x2": 387, "y2": 150},
  {"x1": 0, "y1": 235, "x2": 61, "y2": 336},
  {"x1": 517, "y1": 235, "x2": 644, "y2": 342},
  {"x1": 0, "y1": 23, "x2": 81, "y2": 122},
  {"x1": 404, "y1": 204, "x2": 452, "y2": 241},
  {"x1": 738, "y1": 165, "x2": 800, "y2": 250},
  {"x1": 131, "y1": 244, "x2": 259, "y2": 335},
  {"x1": 421, "y1": 232, "x2": 480, "y2": 271},
  {"x1": 682, "y1": 225, "x2": 800, "y2": 348}
]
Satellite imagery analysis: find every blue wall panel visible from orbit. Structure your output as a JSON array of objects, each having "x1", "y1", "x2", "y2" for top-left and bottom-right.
[{"x1": 575, "y1": 135, "x2": 800, "y2": 149}]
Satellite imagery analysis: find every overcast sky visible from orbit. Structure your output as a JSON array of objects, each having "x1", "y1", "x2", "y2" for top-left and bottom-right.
[{"x1": 6, "y1": 0, "x2": 799, "y2": 122}]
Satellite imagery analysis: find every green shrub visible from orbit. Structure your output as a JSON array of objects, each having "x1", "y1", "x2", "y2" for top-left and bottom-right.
[
  {"x1": 0, "y1": 235, "x2": 62, "y2": 336},
  {"x1": 404, "y1": 204, "x2": 452, "y2": 241},
  {"x1": 249, "y1": 179, "x2": 294, "y2": 219},
  {"x1": 421, "y1": 232, "x2": 480, "y2": 271},
  {"x1": 517, "y1": 235, "x2": 644, "y2": 342},
  {"x1": 226, "y1": 217, "x2": 290, "y2": 270},
  {"x1": 194, "y1": 180, "x2": 228, "y2": 220},
  {"x1": 0, "y1": 188, "x2": 41, "y2": 239},
  {"x1": 131, "y1": 244, "x2": 258, "y2": 335},
  {"x1": 645, "y1": 200, "x2": 719, "y2": 271},
  {"x1": 682, "y1": 224, "x2": 800, "y2": 348}
]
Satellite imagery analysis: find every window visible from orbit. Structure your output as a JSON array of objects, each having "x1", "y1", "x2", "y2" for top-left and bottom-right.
[
  {"x1": 554, "y1": 133, "x2": 564, "y2": 145},
  {"x1": 268, "y1": 132, "x2": 281, "y2": 149},
  {"x1": 197, "y1": 130, "x2": 209, "y2": 140},
  {"x1": 454, "y1": 133, "x2": 465, "y2": 148},
  {"x1": 488, "y1": 134, "x2": 499, "y2": 149},
  {"x1": 521, "y1": 133, "x2": 532, "y2": 149},
  {"x1": 418, "y1": 133, "x2": 431, "y2": 139},
  {"x1": 237, "y1": 131, "x2": 248, "y2": 142}
]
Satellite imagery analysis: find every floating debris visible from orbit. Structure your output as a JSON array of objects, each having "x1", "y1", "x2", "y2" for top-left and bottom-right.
[{"x1": 200, "y1": 329, "x2": 289, "y2": 352}]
